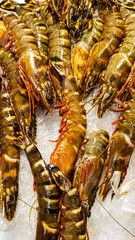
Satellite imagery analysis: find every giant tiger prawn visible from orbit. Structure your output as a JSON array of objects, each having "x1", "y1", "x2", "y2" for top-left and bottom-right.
[{"x1": 0, "y1": 0, "x2": 135, "y2": 240}]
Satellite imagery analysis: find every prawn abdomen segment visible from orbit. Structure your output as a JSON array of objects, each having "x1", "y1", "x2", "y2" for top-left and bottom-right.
[{"x1": 25, "y1": 143, "x2": 60, "y2": 239}]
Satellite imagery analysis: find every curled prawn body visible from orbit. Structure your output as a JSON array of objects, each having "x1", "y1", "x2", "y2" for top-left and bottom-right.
[
  {"x1": 72, "y1": 13, "x2": 103, "y2": 90},
  {"x1": 0, "y1": 81, "x2": 23, "y2": 221},
  {"x1": 1, "y1": 11, "x2": 53, "y2": 114},
  {"x1": 50, "y1": 75, "x2": 86, "y2": 179},
  {"x1": 83, "y1": 3, "x2": 124, "y2": 96},
  {"x1": 0, "y1": 47, "x2": 36, "y2": 142},
  {"x1": 73, "y1": 130, "x2": 109, "y2": 217},
  {"x1": 98, "y1": 5, "x2": 135, "y2": 118},
  {"x1": 100, "y1": 64, "x2": 135, "y2": 200},
  {"x1": 40, "y1": 3, "x2": 71, "y2": 103},
  {"x1": 25, "y1": 143, "x2": 60, "y2": 240}
]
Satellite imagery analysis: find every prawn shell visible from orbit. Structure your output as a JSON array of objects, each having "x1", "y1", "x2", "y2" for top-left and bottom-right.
[
  {"x1": 99, "y1": 64, "x2": 135, "y2": 199},
  {"x1": 71, "y1": 13, "x2": 103, "y2": 90},
  {"x1": 50, "y1": 75, "x2": 86, "y2": 179},
  {"x1": 73, "y1": 129, "x2": 109, "y2": 214},
  {"x1": 2, "y1": 12, "x2": 53, "y2": 113},
  {"x1": 48, "y1": 21, "x2": 72, "y2": 102},
  {"x1": 60, "y1": 187, "x2": 86, "y2": 240},
  {"x1": 0, "y1": 86, "x2": 22, "y2": 221},
  {"x1": 25, "y1": 143, "x2": 60, "y2": 240},
  {"x1": 83, "y1": 5, "x2": 124, "y2": 95},
  {"x1": 0, "y1": 47, "x2": 36, "y2": 142},
  {"x1": 15, "y1": 4, "x2": 49, "y2": 69},
  {"x1": 98, "y1": 7, "x2": 135, "y2": 117}
]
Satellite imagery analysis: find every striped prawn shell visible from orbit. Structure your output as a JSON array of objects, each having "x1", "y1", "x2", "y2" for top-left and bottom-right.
[
  {"x1": 0, "y1": 47, "x2": 36, "y2": 142},
  {"x1": 98, "y1": 6, "x2": 135, "y2": 117},
  {"x1": 48, "y1": 165, "x2": 86, "y2": 240},
  {"x1": 112, "y1": 0, "x2": 135, "y2": 9},
  {"x1": 99, "y1": 66, "x2": 135, "y2": 199},
  {"x1": 2, "y1": 12, "x2": 53, "y2": 113},
  {"x1": 48, "y1": 21, "x2": 72, "y2": 77},
  {"x1": 48, "y1": 0, "x2": 64, "y2": 17},
  {"x1": 25, "y1": 143, "x2": 60, "y2": 240},
  {"x1": 69, "y1": 0, "x2": 94, "y2": 41},
  {"x1": 40, "y1": 3, "x2": 71, "y2": 103},
  {"x1": 71, "y1": 12, "x2": 103, "y2": 90},
  {"x1": 15, "y1": 4, "x2": 49, "y2": 69},
  {"x1": 50, "y1": 75, "x2": 86, "y2": 180},
  {"x1": 60, "y1": 187, "x2": 86, "y2": 240},
  {"x1": 61, "y1": 0, "x2": 80, "y2": 29},
  {"x1": 40, "y1": 1, "x2": 59, "y2": 26},
  {"x1": 0, "y1": 86, "x2": 22, "y2": 221},
  {"x1": 83, "y1": 4, "x2": 125, "y2": 96},
  {"x1": 48, "y1": 0, "x2": 94, "y2": 41}
]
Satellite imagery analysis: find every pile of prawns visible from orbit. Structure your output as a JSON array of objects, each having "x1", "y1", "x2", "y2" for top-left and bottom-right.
[{"x1": 0, "y1": 0, "x2": 135, "y2": 239}]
